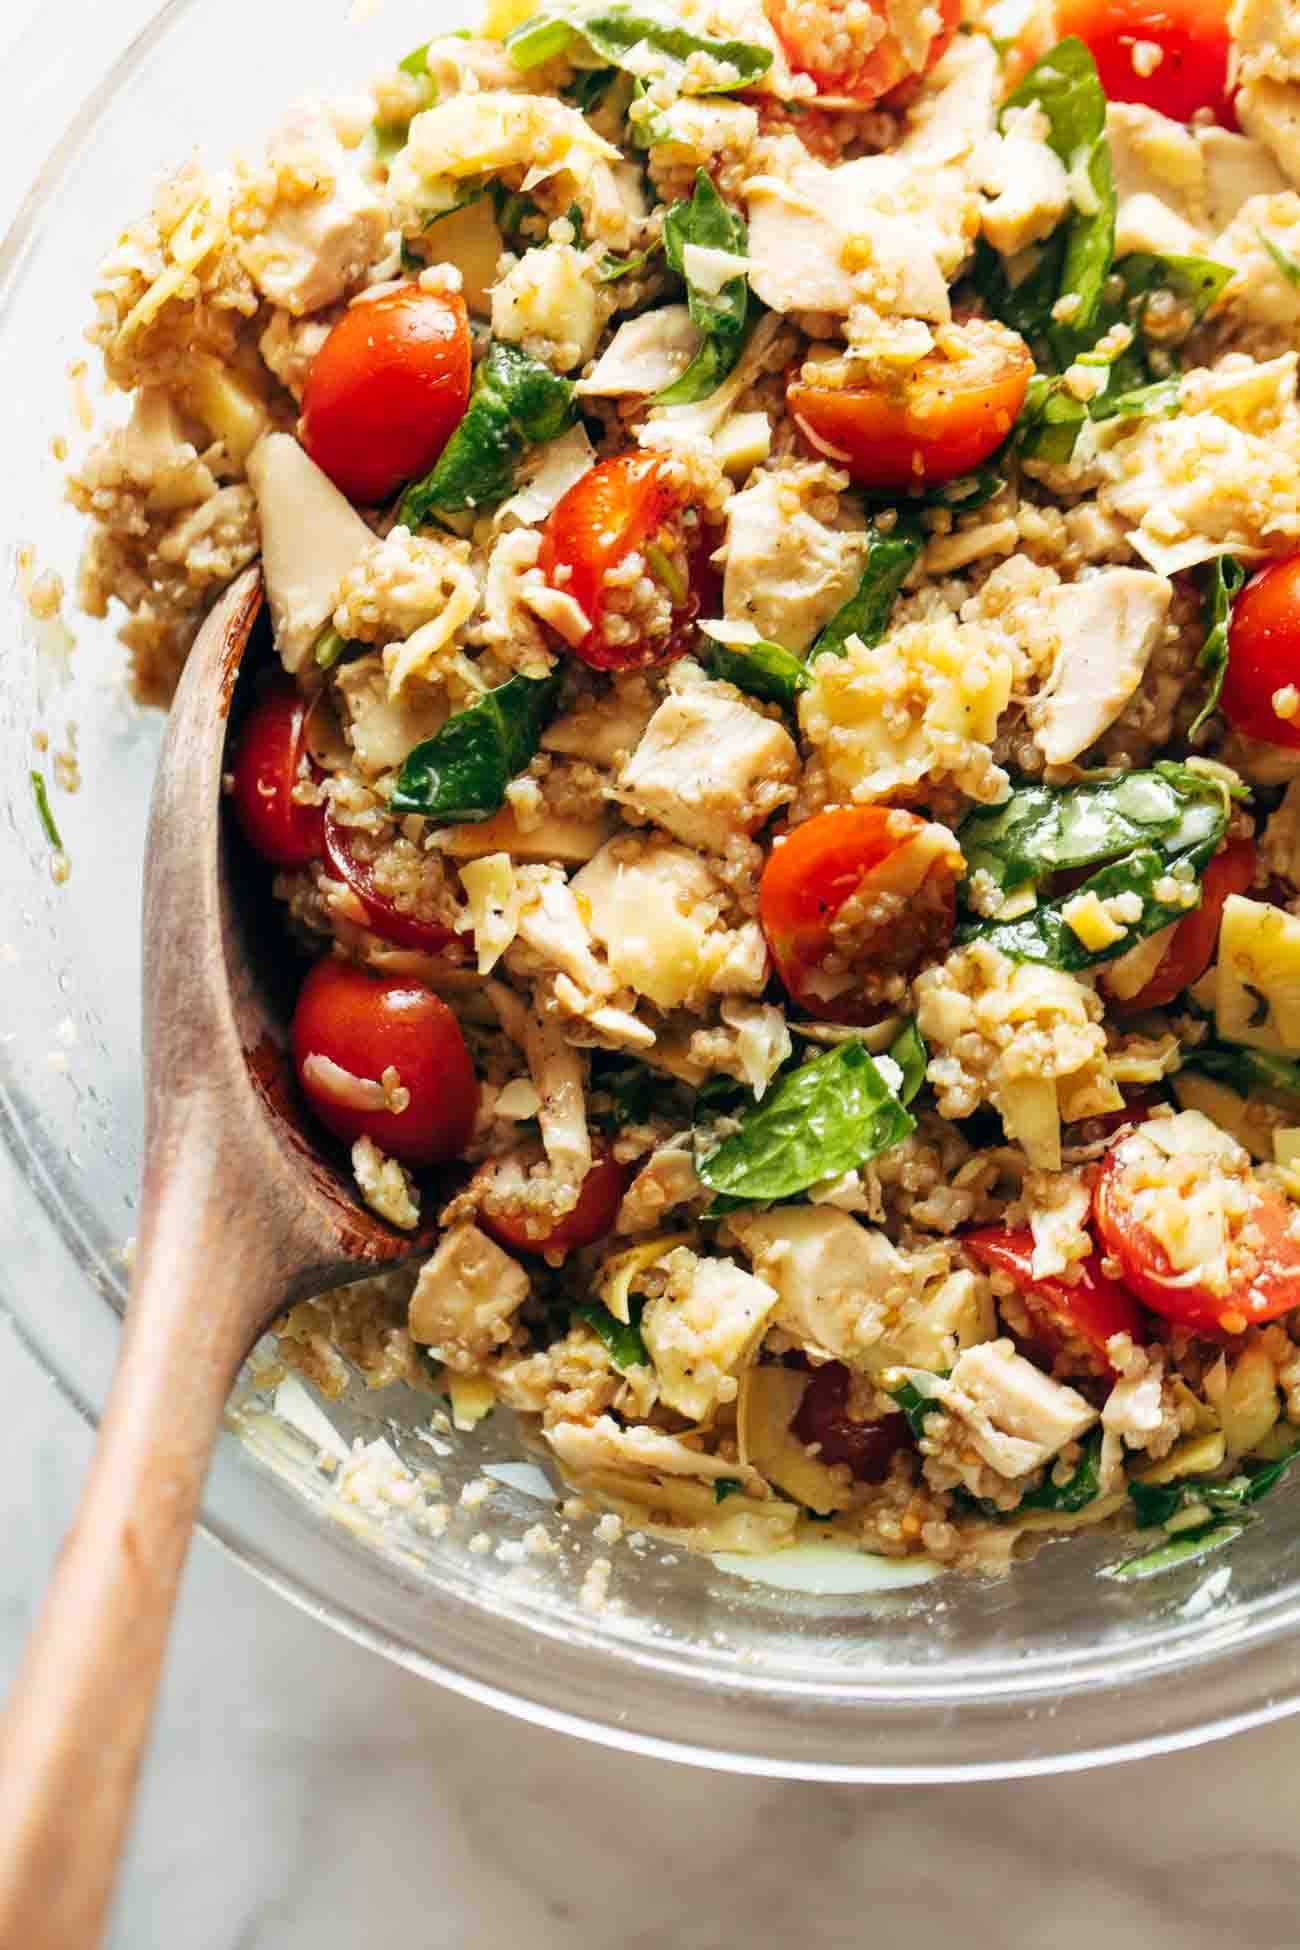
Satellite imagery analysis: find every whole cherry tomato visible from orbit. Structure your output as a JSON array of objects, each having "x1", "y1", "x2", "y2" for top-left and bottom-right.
[
  {"x1": 322, "y1": 808, "x2": 460, "y2": 956},
  {"x1": 1221, "y1": 556, "x2": 1300, "y2": 751},
  {"x1": 476, "y1": 1144, "x2": 626, "y2": 1258},
  {"x1": 230, "y1": 679, "x2": 324, "y2": 869},
  {"x1": 793, "y1": 1363, "x2": 912, "y2": 1482},
  {"x1": 1117, "y1": 839, "x2": 1257, "y2": 1011},
  {"x1": 291, "y1": 958, "x2": 478, "y2": 1167},
  {"x1": 789, "y1": 321, "x2": 1033, "y2": 492},
  {"x1": 1095, "y1": 1131, "x2": 1300, "y2": 1334},
  {"x1": 1055, "y1": 0, "x2": 1236, "y2": 127},
  {"x1": 964, "y1": 1227, "x2": 1144, "y2": 1372},
  {"x1": 300, "y1": 284, "x2": 472, "y2": 506},
  {"x1": 759, "y1": 806, "x2": 962, "y2": 1021},
  {"x1": 536, "y1": 454, "x2": 707, "y2": 671},
  {"x1": 763, "y1": 0, "x2": 961, "y2": 103}
]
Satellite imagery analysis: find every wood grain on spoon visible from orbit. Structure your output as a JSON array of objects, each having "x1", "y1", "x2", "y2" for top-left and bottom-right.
[{"x1": 0, "y1": 566, "x2": 433, "y2": 1950}]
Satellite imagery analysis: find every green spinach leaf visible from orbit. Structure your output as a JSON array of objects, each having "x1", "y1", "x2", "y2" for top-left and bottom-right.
[
  {"x1": 810, "y1": 521, "x2": 922, "y2": 659},
  {"x1": 391, "y1": 673, "x2": 561, "y2": 823},
  {"x1": 1258, "y1": 228, "x2": 1300, "y2": 288},
  {"x1": 884, "y1": 1375, "x2": 948, "y2": 1442},
  {"x1": 975, "y1": 38, "x2": 1115, "y2": 366},
  {"x1": 887, "y1": 1021, "x2": 928, "y2": 1107},
  {"x1": 700, "y1": 625, "x2": 809, "y2": 708},
  {"x1": 1012, "y1": 372, "x2": 1090, "y2": 462},
  {"x1": 599, "y1": 239, "x2": 662, "y2": 282},
  {"x1": 1089, "y1": 372, "x2": 1181, "y2": 424},
  {"x1": 715, "y1": 1477, "x2": 744, "y2": 1504},
  {"x1": 1106, "y1": 1518, "x2": 1249, "y2": 1580},
  {"x1": 655, "y1": 170, "x2": 752, "y2": 405},
  {"x1": 1189, "y1": 554, "x2": 1247, "y2": 737},
  {"x1": 696, "y1": 1040, "x2": 915, "y2": 1206},
  {"x1": 399, "y1": 342, "x2": 575, "y2": 524},
  {"x1": 1178, "y1": 1041, "x2": 1300, "y2": 1105},
  {"x1": 506, "y1": 2, "x2": 773, "y2": 91},
  {"x1": 572, "y1": 1301, "x2": 650, "y2": 1371},
  {"x1": 958, "y1": 764, "x2": 1231, "y2": 971},
  {"x1": 1020, "y1": 1429, "x2": 1103, "y2": 1513}
]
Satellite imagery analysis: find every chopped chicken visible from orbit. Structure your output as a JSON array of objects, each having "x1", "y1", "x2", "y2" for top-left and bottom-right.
[
  {"x1": 239, "y1": 105, "x2": 393, "y2": 315},
  {"x1": 618, "y1": 672, "x2": 799, "y2": 852},
  {"x1": 641, "y1": 1248, "x2": 779, "y2": 1420},
  {"x1": 722, "y1": 466, "x2": 866, "y2": 653},
  {"x1": 933, "y1": 1341, "x2": 1099, "y2": 1478},
  {"x1": 1026, "y1": 570, "x2": 1173, "y2": 766}
]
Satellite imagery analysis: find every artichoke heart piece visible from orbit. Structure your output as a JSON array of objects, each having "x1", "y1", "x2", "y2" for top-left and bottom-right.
[{"x1": 1217, "y1": 895, "x2": 1300, "y2": 1055}]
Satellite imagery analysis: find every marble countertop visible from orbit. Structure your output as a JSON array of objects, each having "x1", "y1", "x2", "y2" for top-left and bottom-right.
[{"x1": 5, "y1": 4, "x2": 1300, "y2": 1943}]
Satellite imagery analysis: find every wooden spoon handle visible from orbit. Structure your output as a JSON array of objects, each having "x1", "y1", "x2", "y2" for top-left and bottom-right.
[{"x1": 0, "y1": 1092, "x2": 272, "y2": 1950}]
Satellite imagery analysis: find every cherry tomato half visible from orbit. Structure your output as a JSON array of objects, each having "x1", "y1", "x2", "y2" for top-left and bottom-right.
[
  {"x1": 322, "y1": 807, "x2": 460, "y2": 956},
  {"x1": 759, "y1": 806, "x2": 962, "y2": 1021},
  {"x1": 793, "y1": 1363, "x2": 912, "y2": 1482},
  {"x1": 763, "y1": 0, "x2": 961, "y2": 103},
  {"x1": 1095, "y1": 1133, "x2": 1300, "y2": 1334},
  {"x1": 476, "y1": 1144, "x2": 626, "y2": 1258},
  {"x1": 964, "y1": 1227, "x2": 1144, "y2": 1372},
  {"x1": 291, "y1": 958, "x2": 478, "y2": 1168},
  {"x1": 1221, "y1": 556, "x2": 1300, "y2": 751},
  {"x1": 1118, "y1": 838, "x2": 1257, "y2": 1011},
  {"x1": 1055, "y1": 0, "x2": 1236, "y2": 127},
  {"x1": 230, "y1": 679, "x2": 325, "y2": 869},
  {"x1": 300, "y1": 284, "x2": 472, "y2": 506},
  {"x1": 789, "y1": 321, "x2": 1033, "y2": 493},
  {"x1": 536, "y1": 454, "x2": 706, "y2": 671}
]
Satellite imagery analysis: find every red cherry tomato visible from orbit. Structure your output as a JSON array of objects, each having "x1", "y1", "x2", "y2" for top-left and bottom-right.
[
  {"x1": 763, "y1": 0, "x2": 960, "y2": 103},
  {"x1": 230, "y1": 680, "x2": 324, "y2": 869},
  {"x1": 789, "y1": 321, "x2": 1033, "y2": 492},
  {"x1": 965, "y1": 1227, "x2": 1144, "y2": 1371},
  {"x1": 1095, "y1": 1134, "x2": 1300, "y2": 1334},
  {"x1": 300, "y1": 284, "x2": 472, "y2": 506},
  {"x1": 1055, "y1": 0, "x2": 1236, "y2": 127},
  {"x1": 536, "y1": 454, "x2": 706, "y2": 671},
  {"x1": 1221, "y1": 556, "x2": 1300, "y2": 751},
  {"x1": 476, "y1": 1144, "x2": 626, "y2": 1258},
  {"x1": 1118, "y1": 839, "x2": 1257, "y2": 1011},
  {"x1": 793, "y1": 1363, "x2": 912, "y2": 1482},
  {"x1": 759, "y1": 806, "x2": 962, "y2": 1021},
  {"x1": 291, "y1": 958, "x2": 478, "y2": 1168},
  {"x1": 322, "y1": 808, "x2": 460, "y2": 956}
]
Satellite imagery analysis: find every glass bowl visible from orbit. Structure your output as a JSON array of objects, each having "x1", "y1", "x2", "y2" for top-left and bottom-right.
[{"x1": 4, "y1": 0, "x2": 1300, "y2": 1784}]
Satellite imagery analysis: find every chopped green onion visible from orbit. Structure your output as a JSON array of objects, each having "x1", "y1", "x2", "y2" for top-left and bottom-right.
[{"x1": 30, "y1": 771, "x2": 63, "y2": 852}]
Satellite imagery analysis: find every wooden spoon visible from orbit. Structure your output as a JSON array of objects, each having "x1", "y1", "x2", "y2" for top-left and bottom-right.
[{"x1": 0, "y1": 566, "x2": 434, "y2": 1949}]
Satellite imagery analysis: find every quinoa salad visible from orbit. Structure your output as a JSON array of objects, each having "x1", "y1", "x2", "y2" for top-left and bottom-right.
[{"x1": 65, "y1": 0, "x2": 1300, "y2": 1581}]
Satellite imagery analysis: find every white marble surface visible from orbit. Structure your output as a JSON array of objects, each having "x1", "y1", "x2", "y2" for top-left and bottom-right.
[{"x1": 6, "y1": 4, "x2": 1300, "y2": 1944}]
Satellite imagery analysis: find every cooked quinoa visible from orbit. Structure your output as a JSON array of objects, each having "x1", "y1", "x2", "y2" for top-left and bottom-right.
[{"x1": 68, "y1": 0, "x2": 1300, "y2": 1580}]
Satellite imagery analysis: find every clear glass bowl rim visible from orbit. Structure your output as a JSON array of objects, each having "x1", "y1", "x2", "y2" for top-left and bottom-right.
[{"x1": 5, "y1": 0, "x2": 1300, "y2": 1783}]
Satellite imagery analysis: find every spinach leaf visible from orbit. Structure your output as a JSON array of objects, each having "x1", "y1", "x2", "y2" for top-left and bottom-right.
[
  {"x1": 599, "y1": 239, "x2": 662, "y2": 282},
  {"x1": 30, "y1": 771, "x2": 62, "y2": 853},
  {"x1": 655, "y1": 170, "x2": 752, "y2": 405},
  {"x1": 1081, "y1": 250, "x2": 1232, "y2": 396},
  {"x1": 594, "y1": 1059, "x2": 664, "y2": 1128},
  {"x1": 489, "y1": 181, "x2": 546, "y2": 249},
  {"x1": 391, "y1": 673, "x2": 561, "y2": 823},
  {"x1": 696, "y1": 1040, "x2": 915, "y2": 1206},
  {"x1": 1259, "y1": 228, "x2": 1300, "y2": 288},
  {"x1": 975, "y1": 38, "x2": 1115, "y2": 366},
  {"x1": 887, "y1": 1021, "x2": 928, "y2": 1107},
  {"x1": 884, "y1": 1375, "x2": 948, "y2": 1442},
  {"x1": 1106, "y1": 1518, "x2": 1249, "y2": 1580},
  {"x1": 1189, "y1": 555, "x2": 1247, "y2": 737},
  {"x1": 700, "y1": 625, "x2": 809, "y2": 708},
  {"x1": 1020, "y1": 1429, "x2": 1103, "y2": 1513},
  {"x1": 399, "y1": 41, "x2": 432, "y2": 77},
  {"x1": 1178, "y1": 1041, "x2": 1300, "y2": 1105},
  {"x1": 399, "y1": 342, "x2": 575, "y2": 524},
  {"x1": 959, "y1": 764, "x2": 1231, "y2": 971},
  {"x1": 1089, "y1": 373, "x2": 1181, "y2": 424},
  {"x1": 1012, "y1": 373, "x2": 1090, "y2": 462},
  {"x1": 810, "y1": 521, "x2": 923, "y2": 659},
  {"x1": 715, "y1": 1477, "x2": 744, "y2": 1504},
  {"x1": 506, "y1": 2, "x2": 773, "y2": 91},
  {"x1": 959, "y1": 765, "x2": 1222, "y2": 895},
  {"x1": 572, "y1": 1301, "x2": 650, "y2": 1371}
]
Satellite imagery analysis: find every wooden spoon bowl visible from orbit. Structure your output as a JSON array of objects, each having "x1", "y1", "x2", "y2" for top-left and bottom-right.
[{"x1": 0, "y1": 566, "x2": 434, "y2": 1948}]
